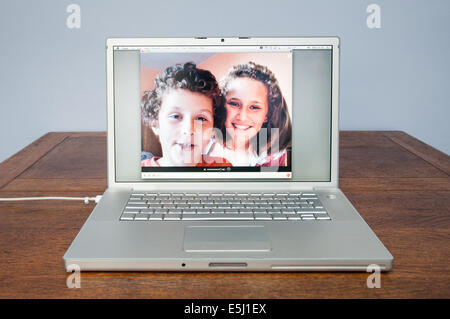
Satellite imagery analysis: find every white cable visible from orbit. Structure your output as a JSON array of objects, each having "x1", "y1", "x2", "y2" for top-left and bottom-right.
[{"x1": 0, "y1": 195, "x2": 102, "y2": 204}]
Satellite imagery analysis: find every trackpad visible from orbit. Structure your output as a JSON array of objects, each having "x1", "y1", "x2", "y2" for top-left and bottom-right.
[{"x1": 183, "y1": 226, "x2": 271, "y2": 252}]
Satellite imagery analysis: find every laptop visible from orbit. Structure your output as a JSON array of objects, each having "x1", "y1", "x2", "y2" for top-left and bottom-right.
[{"x1": 64, "y1": 37, "x2": 393, "y2": 271}]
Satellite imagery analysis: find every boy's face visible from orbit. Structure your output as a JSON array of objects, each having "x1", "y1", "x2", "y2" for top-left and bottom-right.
[{"x1": 152, "y1": 89, "x2": 214, "y2": 166}]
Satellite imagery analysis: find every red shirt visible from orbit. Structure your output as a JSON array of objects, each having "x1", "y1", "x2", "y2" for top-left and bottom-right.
[{"x1": 141, "y1": 155, "x2": 232, "y2": 167}]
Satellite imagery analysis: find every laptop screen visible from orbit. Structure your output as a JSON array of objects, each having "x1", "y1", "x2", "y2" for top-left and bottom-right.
[{"x1": 113, "y1": 43, "x2": 332, "y2": 182}]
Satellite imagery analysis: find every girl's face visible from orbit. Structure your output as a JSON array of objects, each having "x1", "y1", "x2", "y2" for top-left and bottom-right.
[
  {"x1": 152, "y1": 89, "x2": 214, "y2": 166},
  {"x1": 224, "y1": 77, "x2": 268, "y2": 147}
]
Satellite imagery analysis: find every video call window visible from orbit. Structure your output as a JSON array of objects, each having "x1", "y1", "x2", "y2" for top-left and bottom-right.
[{"x1": 140, "y1": 49, "x2": 293, "y2": 179}]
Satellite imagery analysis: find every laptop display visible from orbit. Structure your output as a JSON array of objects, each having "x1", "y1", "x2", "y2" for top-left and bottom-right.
[
  {"x1": 139, "y1": 48, "x2": 293, "y2": 179},
  {"x1": 112, "y1": 44, "x2": 332, "y2": 182}
]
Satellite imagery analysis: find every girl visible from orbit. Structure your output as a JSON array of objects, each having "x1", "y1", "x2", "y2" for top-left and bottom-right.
[{"x1": 207, "y1": 62, "x2": 292, "y2": 167}]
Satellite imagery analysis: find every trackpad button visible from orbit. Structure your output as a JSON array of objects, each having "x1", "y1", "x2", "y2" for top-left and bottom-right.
[{"x1": 183, "y1": 226, "x2": 271, "y2": 252}]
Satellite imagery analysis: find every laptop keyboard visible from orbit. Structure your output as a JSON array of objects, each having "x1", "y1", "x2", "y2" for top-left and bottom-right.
[{"x1": 119, "y1": 192, "x2": 331, "y2": 221}]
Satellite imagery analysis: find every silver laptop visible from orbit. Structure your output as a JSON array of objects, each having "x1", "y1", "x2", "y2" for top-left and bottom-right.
[{"x1": 64, "y1": 37, "x2": 393, "y2": 271}]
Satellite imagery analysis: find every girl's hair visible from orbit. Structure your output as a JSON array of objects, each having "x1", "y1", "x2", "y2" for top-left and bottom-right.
[
  {"x1": 141, "y1": 62, "x2": 225, "y2": 128},
  {"x1": 220, "y1": 61, "x2": 292, "y2": 155}
]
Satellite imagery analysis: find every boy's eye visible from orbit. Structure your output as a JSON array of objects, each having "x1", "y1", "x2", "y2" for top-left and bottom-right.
[
  {"x1": 196, "y1": 116, "x2": 209, "y2": 122},
  {"x1": 169, "y1": 114, "x2": 181, "y2": 120}
]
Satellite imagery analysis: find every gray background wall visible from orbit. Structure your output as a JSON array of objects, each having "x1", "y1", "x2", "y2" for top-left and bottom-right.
[{"x1": 1, "y1": 0, "x2": 449, "y2": 162}]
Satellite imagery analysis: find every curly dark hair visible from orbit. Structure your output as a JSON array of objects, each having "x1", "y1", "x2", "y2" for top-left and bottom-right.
[
  {"x1": 141, "y1": 62, "x2": 225, "y2": 128},
  {"x1": 220, "y1": 61, "x2": 292, "y2": 155}
]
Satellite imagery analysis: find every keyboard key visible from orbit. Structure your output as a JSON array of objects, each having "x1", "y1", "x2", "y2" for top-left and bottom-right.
[
  {"x1": 164, "y1": 214, "x2": 182, "y2": 221},
  {"x1": 123, "y1": 209, "x2": 140, "y2": 214},
  {"x1": 127, "y1": 200, "x2": 146, "y2": 204},
  {"x1": 120, "y1": 214, "x2": 135, "y2": 221},
  {"x1": 316, "y1": 216, "x2": 331, "y2": 220},
  {"x1": 214, "y1": 200, "x2": 228, "y2": 204},
  {"x1": 182, "y1": 209, "x2": 196, "y2": 214},
  {"x1": 255, "y1": 215, "x2": 272, "y2": 220},
  {"x1": 254, "y1": 209, "x2": 268, "y2": 214},
  {"x1": 145, "y1": 193, "x2": 158, "y2": 196},
  {"x1": 238, "y1": 213, "x2": 255, "y2": 219},
  {"x1": 126, "y1": 204, "x2": 147, "y2": 209},
  {"x1": 182, "y1": 214, "x2": 214, "y2": 220},
  {"x1": 134, "y1": 214, "x2": 150, "y2": 221},
  {"x1": 167, "y1": 209, "x2": 183, "y2": 214},
  {"x1": 287, "y1": 216, "x2": 302, "y2": 220},
  {"x1": 148, "y1": 214, "x2": 163, "y2": 221}
]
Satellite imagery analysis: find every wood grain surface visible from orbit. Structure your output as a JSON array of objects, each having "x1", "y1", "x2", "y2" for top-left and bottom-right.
[{"x1": 0, "y1": 131, "x2": 448, "y2": 298}]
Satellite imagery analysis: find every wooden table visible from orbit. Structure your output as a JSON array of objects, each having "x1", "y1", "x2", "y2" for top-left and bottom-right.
[{"x1": 0, "y1": 131, "x2": 448, "y2": 298}]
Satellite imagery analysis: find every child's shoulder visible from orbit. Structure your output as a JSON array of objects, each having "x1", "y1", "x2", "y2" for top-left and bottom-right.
[
  {"x1": 200, "y1": 155, "x2": 232, "y2": 167},
  {"x1": 258, "y1": 150, "x2": 287, "y2": 167},
  {"x1": 141, "y1": 157, "x2": 160, "y2": 167}
]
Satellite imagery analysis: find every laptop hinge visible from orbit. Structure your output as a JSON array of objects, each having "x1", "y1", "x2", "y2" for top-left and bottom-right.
[{"x1": 129, "y1": 183, "x2": 315, "y2": 192}]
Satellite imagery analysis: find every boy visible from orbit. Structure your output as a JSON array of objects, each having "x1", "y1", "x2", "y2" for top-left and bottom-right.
[{"x1": 141, "y1": 62, "x2": 230, "y2": 167}]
